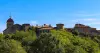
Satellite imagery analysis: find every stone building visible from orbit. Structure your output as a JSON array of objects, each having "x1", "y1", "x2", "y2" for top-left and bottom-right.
[
  {"x1": 35, "y1": 23, "x2": 65, "y2": 36},
  {"x1": 3, "y1": 16, "x2": 65, "y2": 36},
  {"x1": 73, "y1": 24, "x2": 100, "y2": 36},
  {"x1": 3, "y1": 17, "x2": 30, "y2": 35},
  {"x1": 4, "y1": 16, "x2": 100, "y2": 37},
  {"x1": 35, "y1": 24, "x2": 53, "y2": 36},
  {"x1": 74, "y1": 24, "x2": 91, "y2": 34},
  {"x1": 56, "y1": 23, "x2": 64, "y2": 30}
]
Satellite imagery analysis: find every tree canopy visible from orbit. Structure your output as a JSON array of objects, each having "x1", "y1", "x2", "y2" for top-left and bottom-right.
[{"x1": 1, "y1": 29, "x2": 100, "y2": 53}]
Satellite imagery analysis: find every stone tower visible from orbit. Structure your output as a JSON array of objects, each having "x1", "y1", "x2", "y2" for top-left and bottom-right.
[
  {"x1": 7, "y1": 16, "x2": 14, "y2": 28},
  {"x1": 56, "y1": 23, "x2": 64, "y2": 30}
]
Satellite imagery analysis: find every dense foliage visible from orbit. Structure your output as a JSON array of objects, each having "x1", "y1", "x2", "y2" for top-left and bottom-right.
[{"x1": 1, "y1": 29, "x2": 100, "y2": 53}]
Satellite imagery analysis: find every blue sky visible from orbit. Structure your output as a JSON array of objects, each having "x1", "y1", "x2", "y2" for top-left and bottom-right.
[{"x1": 1, "y1": 0, "x2": 100, "y2": 32}]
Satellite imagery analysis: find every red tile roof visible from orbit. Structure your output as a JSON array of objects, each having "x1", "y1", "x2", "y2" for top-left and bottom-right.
[{"x1": 39, "y1": 28, "x2": 53, "y2": 30}]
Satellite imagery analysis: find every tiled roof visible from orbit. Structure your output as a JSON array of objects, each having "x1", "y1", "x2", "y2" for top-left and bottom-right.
[
  {"x1": 39, "y1": 27, "x2": 53, "y2": 30},
  {"x1": 75, "y1": 24, "x2": 90, "y2": 28}
]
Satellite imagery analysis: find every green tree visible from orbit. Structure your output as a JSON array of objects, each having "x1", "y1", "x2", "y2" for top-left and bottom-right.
[
  {"x1": 30, "y1": 33, "x2": 64, "y2": 53},
  {"x1": 72, "y1": 29, "x2": 79, "y2": 36},
  {"x1": 0, "y1": 39, "x2": 26, "y2": 53}
]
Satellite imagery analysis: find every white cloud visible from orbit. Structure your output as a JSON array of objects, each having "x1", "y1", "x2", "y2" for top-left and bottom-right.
[
  {"x1": 83, "y1": 18, "x2": 97, "y2": 21},
  {"x1": 73, "y1": 11, "x2": 100, "y2": 17},
  {"x1": 89, "y1": 22, "x2": 100, "y2": 25},
  {"x1": 30, "y1": 21, "x2": 38, "y2": 26},
  {"x1": 71, "y1": 18, "x2": 98, "y2": 22}
]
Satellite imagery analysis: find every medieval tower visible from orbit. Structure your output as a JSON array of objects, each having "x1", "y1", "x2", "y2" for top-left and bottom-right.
[
  {"x1": 56, "y1": 23, "x2": 64, "y2": 30},
  {"x1": 7, "y1": 16, "x2": 14, "y2": 28}
]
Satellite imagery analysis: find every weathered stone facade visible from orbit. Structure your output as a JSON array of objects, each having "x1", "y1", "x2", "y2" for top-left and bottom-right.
[
  {"x1": 3, "y1": 17, "x2": 65, "y2": 35},
  {"x1": 4, "y1": 17, "x2": 100, "y2": 36},
  {"x1": 56, "y1": 23, "x2": 64, "y2": 30},
  {"x1": 67, "y1": 24, "x2": 100, "y2": 36},
  {"x1": 3, "y1": 17, "x2": 30, "y2": 35}
]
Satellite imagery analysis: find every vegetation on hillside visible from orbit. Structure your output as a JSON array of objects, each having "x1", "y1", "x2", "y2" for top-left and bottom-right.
[{"x1": 0, "y1": 29, "x2": 100, "y2": 53}]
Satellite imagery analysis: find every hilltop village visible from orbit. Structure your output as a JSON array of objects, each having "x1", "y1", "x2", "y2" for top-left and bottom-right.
[{"x1": 3, "y1": 16, "x2": 100, "y2": 36}]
